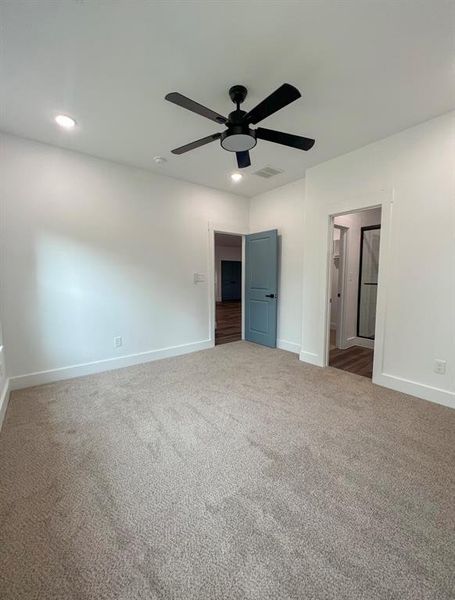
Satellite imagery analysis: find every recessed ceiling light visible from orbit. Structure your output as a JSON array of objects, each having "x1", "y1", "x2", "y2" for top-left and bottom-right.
[
  {"x1": 55, "y1": 114, "x2": 76, "y2": 129},
  {"x1": 230, "y1": 172, "x2": 243, "y2": 183},
  {"x1": 153, "y1": 156, "x2": 167, "y2": 164}
]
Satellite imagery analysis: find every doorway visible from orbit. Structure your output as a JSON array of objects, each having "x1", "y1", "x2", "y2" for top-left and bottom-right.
[
  {"x1": 215, "y1": 233, "x2": 242, "y2": 345},
  {"x1": 328, "y1": 207, "x2": 382, "y2": 378}
]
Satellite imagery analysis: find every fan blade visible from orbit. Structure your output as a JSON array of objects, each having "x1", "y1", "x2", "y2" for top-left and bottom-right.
[
  {"x1": 236, "y1": 151, "x2": 251, "y2": 169},
  {"x1": 165, "y1": 92, "x2": 227, "y2": 124},
  {"x1": 256, "y1": 127, "x2": 315, "y2": 151},
  {"x1": 171, "y1": 133, "x2": 221, "y2": 155},
  {"x1": 244, "y1": 83, "x2": 301, "y2": 125}
]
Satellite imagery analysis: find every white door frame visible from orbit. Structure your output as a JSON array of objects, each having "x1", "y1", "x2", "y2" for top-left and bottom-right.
[
  {"x1": 322, "y1": 192, "x2": 392, "y2": 386},
  {"x1": 208, "y1": 222, "x2": 248, "y2": 347},
  {"x1": 330, "y1": 223, "x2": 349, "y2": 350}
]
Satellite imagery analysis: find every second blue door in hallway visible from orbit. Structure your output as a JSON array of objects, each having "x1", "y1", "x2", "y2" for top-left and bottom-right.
[
  {"x1": 221, "y1": 260, "x2": 242, "y2": 301},
  {"x1": 245, "y1": 230, "x2": 278, "y2": 348}
]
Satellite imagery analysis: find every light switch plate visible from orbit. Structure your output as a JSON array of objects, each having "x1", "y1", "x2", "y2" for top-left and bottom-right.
[
  {"x1": 193, "y1": 273, "x2": 205, "y2": 284},
  {"x1": 433, "y1": 359, "x2": 446, "y2": 375}
]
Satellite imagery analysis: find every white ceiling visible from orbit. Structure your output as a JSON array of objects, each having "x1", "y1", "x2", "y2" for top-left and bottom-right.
[{"x1": 1, "y1": 1, "x2": 453, "y2": 198}]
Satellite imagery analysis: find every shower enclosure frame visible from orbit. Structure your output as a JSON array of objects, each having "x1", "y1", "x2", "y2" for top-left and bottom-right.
[{"x1": 357, "y1": 224, "x2": 381, "y2": 340}]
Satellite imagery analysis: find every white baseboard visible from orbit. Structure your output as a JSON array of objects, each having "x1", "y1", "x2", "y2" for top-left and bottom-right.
[
  {"x1": 299, "y1": 350, "x2": 323, "y2": 367},
  {"x1": 298, "y1": 348, "x2": 454, "y2": 410},
  {"x1": 9, "y1": 339, "x2": 213, "y2": 391},
  {"x1": 7, "y1": 340, "x2": 453, "y2": 412},
  {"x1": 277, "y1": 339, "x2": 300, "y2": 354},
  {"x1": 373, "y1": 372, "x2": 455, "y2": 410},
  {"x1": 0, "y1": 378, "x2": 10, "y2": 431},
  {"x1": 345, "y1": 336, "x2": 374, "y2": 349}
]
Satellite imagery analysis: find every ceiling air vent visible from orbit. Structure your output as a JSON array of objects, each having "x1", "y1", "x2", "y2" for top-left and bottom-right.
[{"x1": 253, "y1": 166, "x2": 284, "y2": 178}]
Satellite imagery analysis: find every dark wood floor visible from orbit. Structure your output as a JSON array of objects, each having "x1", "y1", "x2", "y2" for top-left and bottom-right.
[
  {"x1": 215, "y1": 301, "x2": 241, "y2": 345},
  {"x1": 329, "y1": 345, "x2": 374, "y2": 378}
]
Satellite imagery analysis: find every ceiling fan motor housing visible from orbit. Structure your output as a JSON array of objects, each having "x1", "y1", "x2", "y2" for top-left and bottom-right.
[{"x1": 229, "y1": 85, "x2": 248, "y2": 106}]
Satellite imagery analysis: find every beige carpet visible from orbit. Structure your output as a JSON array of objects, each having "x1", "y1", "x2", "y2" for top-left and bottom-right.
[{"x1": 0, "y1": 341, "x2": 454, "y2": 600}]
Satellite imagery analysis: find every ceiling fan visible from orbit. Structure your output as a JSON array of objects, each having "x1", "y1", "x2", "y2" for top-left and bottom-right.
[{"x1": 165, "y1": 83, "x2": 315, "y2": 169}]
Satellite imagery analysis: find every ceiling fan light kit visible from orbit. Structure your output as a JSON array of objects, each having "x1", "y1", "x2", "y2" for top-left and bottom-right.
[
  {"x1": 220, "y1": 129, "x2": 257, "y2": 152},
  {"x1": 165, "y1": 83, "x2": 315, "y2": 170}
]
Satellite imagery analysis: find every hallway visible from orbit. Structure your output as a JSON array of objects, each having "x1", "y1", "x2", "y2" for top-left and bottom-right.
[
  {"x1": 215, "y1": 301, "x2": 241, "y2": 345},
  {"x1": 329, "y1": 345, "x2": 374, "y2": 378}
]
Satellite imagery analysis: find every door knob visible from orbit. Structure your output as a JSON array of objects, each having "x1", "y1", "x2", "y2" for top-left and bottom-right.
[{"x1": 265, "y1": 293, "x2": 275, "y2": 298}]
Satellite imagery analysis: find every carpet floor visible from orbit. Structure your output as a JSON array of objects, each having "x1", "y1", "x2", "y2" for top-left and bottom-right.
[{"x1": 0, "y1": 342, "x2": 454, "y2": 600}]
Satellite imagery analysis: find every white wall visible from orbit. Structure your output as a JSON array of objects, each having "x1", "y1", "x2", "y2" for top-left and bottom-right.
[
  {"x1": 249, "y1": 179, "x2": 305, "y2": 354},
  {"x1": 0, "y1": 134, "x2": 248, "y2": 386},
  {"x1": 333, "y1": 207, "x2": 381, "y2": 345},
  {"x1": 302, "y1": 112, "x2": 455, "y2": 407},
  {"x1": 214, "y1": 244, "x2": 242, "y2": 302}
]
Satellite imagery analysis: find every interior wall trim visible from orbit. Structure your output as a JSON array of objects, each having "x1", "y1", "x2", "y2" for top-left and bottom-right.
[
  {"x1": 373, "y1": 372, "x2": 455, "y2": 410},
  {"x1": 299, "y1": 350, "x2": 322, "y2": 366},
  {"x1": 8, "y1": 340, "x2": 213, "y2": 392},
  {"x1": 299, "y1": 348, "x2": 454, "y2": 409},
  {"x1": 345, "y1": 336, "x2": 374, "y2": 349},
  {"x1": 277, "y1": 339, "x2": 300, "y2": 354},
  {"x1": 0, "y1": 378, "x2": 11, "y2": 431}
]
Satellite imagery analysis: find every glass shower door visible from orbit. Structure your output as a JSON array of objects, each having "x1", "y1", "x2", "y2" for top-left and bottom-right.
[{"x1": 357, "y1": 226, "x2": 381, "y2": 339}]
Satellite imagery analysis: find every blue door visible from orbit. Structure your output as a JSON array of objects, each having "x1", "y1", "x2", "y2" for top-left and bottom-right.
[
  {"x1": 221, "y1": 260, "x2": 242, "y2": 301},
  {"x1": 245, "y1": 230, "x2": 278, "y2": 348}
]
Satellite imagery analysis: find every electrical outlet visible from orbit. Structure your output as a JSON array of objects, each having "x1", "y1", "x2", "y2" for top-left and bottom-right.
[
  {"x1": 114, "y1": 336, "x2": 123, "y2": 348},
  {"x1": 433, "y1": 359, "x2": 446, "y2": 375}
]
